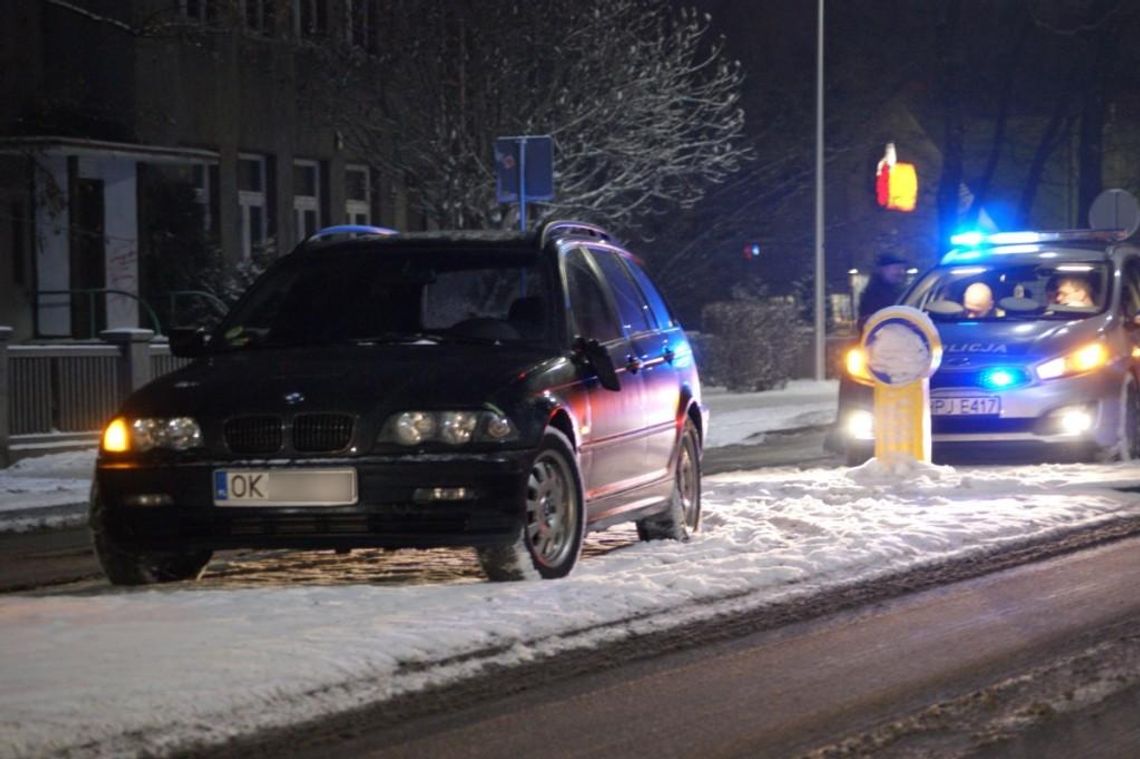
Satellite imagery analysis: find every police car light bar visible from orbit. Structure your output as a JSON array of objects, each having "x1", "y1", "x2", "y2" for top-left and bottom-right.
[
  {"x1": 305, "y1": 224, "x2": 399, "y2": 243},
  {"x1": 950, "y1": 228, "x2": 1127, "y2": 249},
  {"x1": 943, "y1": 228, "x2": 1127, "y2": 264}
]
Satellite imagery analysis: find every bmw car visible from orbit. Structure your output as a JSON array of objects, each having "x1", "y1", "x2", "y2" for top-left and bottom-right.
[
  {"x1": 836, "y1": 229, "x2": 1140, "y2": 464},
  {"x1": 91, "y1": 221, "x2": 706, "y2": 584}
]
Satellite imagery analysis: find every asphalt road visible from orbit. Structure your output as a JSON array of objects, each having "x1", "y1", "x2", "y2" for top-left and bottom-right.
[{"x1": 265, "y1": 533, "x2": 1140, "y2": 759}]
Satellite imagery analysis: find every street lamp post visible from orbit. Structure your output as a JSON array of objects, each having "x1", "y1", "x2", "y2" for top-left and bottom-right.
[{"x1": 814, "y1": 0, "x2": 826, "y2": 381}]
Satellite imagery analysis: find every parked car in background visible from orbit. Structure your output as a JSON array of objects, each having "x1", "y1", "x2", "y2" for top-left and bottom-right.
[
  {"x1": 91, "y1": 221, "x2": 706, "y2": 583},
  {"x1": 835, "y1": 229, "x2": 1140, "y2": 464}
]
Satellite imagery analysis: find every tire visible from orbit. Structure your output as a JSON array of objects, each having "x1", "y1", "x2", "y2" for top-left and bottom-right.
[
  {"x1": 845, "y1": 445, "x2": 872, "y2": 467},
  {"x1": 476, "y1": 428, "x2": 585, "y2": 581},
  {"x1": 1099, "y1": 374, "x2": 1140, "y2": 462},
  {"x1": 89, "y1": 485, "x2": 212, "y2": 586},
  {"x1": 637, "y1": 420, "x2": 701, "y2": 542}
]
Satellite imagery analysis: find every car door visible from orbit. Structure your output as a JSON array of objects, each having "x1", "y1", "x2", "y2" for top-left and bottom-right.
[
  {"x1": 588, "y1": 246, "x2": 680, "y2": 482},
  {"x1": 562, "y1": 246, "x2": 647, "y2": 499}
]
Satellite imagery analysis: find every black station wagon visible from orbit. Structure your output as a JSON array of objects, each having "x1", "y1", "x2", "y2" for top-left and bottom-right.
[{"x1": 92, "y1": 221, "x2": 707, "y2": 583}]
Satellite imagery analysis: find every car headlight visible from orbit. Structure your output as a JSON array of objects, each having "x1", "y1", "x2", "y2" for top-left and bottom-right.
[
  {"x1": 380, "y1": 410, "x2": 518, "y2": 446},
  {"x1": 1036, "y1": 342, "x2": 1109, "y2": 381},
  {"x1": 101, "y1": 416, "x2": 203, "y2": 452},
  {"x1": 845, "y1": 347, "x2": 874, "y2": 384}
]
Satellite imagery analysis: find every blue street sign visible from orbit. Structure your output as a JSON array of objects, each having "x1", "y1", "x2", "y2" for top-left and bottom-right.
[{"x1": 495, "y1": 135, "x2": 554, "y2": 203}]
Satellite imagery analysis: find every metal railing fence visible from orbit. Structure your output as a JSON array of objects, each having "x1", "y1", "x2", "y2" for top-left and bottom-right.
[{"x1": 0, "y1": 328, "x2": 190, "y2": 466}]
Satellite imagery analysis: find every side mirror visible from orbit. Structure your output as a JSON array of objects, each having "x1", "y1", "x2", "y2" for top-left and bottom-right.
[
  {"x1": 573, "y1": 336, "x2": 621, "y2": 391},
  {"x1": 169, "y1": 327, "x2": 210, "y2": 358}
]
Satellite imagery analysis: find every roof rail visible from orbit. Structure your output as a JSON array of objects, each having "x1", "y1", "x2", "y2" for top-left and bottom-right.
[
  {"x1": 304, "y1": 224, "x2": 399, "y2": 244},
  {"x1": 538, "y1": 220, "x2": 613, "y2": 247}
]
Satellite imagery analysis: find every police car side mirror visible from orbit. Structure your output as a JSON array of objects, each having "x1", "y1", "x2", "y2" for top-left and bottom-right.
[{"x1": 169, "y1": 327, "x2": 211, "y2": 358}]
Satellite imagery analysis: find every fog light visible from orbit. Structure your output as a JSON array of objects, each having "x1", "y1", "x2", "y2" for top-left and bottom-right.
[
  {"x1": 846, "y1": 410, "x2": 874, "y2": 440},
  {"x1": 413, "y1": 487, "x2": 475, "y2": 502},
  {"x1": 1059, "y1": 408, "x2": 1094, "y2": 435},
  {"x1": 124, "y1": 494, "x2": 174, "y2": 507}
]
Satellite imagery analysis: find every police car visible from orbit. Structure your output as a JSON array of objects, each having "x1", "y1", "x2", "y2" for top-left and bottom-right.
[{"x1": 837, "y1": 229, "x2": 1140, "y2": 464}]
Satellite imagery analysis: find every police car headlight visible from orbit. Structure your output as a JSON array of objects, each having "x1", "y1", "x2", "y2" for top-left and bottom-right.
[
  {"x1": 380, "y1": 411, "x2": 518, "y2": 446},
  {"x1": 845, "y1": 409, "x2": 875, "y2": 440},
  {"x1": 101, "y1": 416, "x2": 203, "y2": 452},
  {"x1": 845, "y1": 347, "x2": 874, "y2": 384},
  {"x1": 1036, "y1": 343, "x2": 1109, "y2": 381}
]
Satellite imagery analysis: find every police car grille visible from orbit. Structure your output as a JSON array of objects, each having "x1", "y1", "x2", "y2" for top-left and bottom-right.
[
  {"x1": 224, "y1": 416, "x2": 283, "y2": 454},
  {"x1": 293, "y1": 413, "x2": 354, "y2": 452},
  {"x1": 931, "y1": 368, "x2": 1032, "y2": 390}
]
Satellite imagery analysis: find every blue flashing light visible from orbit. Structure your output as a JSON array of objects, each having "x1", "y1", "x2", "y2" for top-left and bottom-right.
[
  {"x1": 979, "y1": 367, "x2": 1028, "y2": 390},
  {"x1": 950, "y1": 230, "x2": 985, "y2": 248},
  {"x1": 942, "y1": 249, "x2": 984, "y2": 264}
]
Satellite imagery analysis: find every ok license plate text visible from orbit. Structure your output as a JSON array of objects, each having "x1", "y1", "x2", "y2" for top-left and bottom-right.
[
  {"x1": 931, "y1": 396, "x2": 1001, "y2": 416},
  {"x1": 213, "y1": 469, "x2": 357, "y2": 507}
]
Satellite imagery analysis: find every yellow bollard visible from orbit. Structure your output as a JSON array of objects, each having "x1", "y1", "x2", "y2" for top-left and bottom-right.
[{"x1": 860, "y1": 306, "x2": 943, "y2": 463}]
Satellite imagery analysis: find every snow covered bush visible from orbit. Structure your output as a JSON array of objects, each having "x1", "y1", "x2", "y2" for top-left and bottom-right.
[{"x1": 699, "y1": 299, "x2": 804, "y2": 391}]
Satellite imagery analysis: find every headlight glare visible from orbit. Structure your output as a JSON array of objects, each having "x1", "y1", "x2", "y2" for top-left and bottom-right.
[
  {"x1": 1037, "y1": 342, "x2": 1109, "y2": 381},
  {"x1": 395, "y1": 411, "x2": 436, "y2": 445},
  {"x1": 845, "y1": 347, "x2": 873, "y2": 384},
  {"x1": 104, "y1": 417, "x2": 202, "y2": 452},
  {"x1": 381, "y1": 410, "x2": 518, "y2": 446},
  {"x1": 440, "y1": 411, "x2": 479, "y2": 445}
]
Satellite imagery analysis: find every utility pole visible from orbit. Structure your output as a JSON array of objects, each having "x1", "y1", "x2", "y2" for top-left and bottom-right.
[{"x1": 814, "y1": 0, "x2": 826, "y2": 381}]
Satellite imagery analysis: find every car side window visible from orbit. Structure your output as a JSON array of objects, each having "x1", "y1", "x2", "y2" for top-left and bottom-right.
[
  {"x1": 588, "y1": 247, "x2": 654, "y2": 334},
  {"x1": 623, "y1": 258, "x2": 676, "y2": 330},
  {"x1": 564, "y1": 248, "x2": 623, "y2": 343}
]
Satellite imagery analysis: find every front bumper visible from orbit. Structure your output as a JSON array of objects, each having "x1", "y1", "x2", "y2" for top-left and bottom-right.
[
  {"x1": 834, "y1": 364, "x2": 1127, "y2": 460},
  {"x1": 94, "y1": 450, "x2": 534, "y2": 551}
]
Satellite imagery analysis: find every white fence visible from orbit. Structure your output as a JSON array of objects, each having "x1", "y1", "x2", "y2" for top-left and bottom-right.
[{"x1": 0, "y1": 328, "x2": 189, "y2": 466}]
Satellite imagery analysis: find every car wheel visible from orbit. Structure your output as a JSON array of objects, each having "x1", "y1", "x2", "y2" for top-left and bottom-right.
[
  {"x1": 89, "y1": 485, "x2": 212, "y2": 585},
  {"x1": 637, "y1": 420, "x2": 701, "y2": 542},
  {"x1": 845, "y1": 444, "x2": 872, "y2": 467},
  {"x1": 476, "y1": 428, "x2": 585, "y2": 581}
]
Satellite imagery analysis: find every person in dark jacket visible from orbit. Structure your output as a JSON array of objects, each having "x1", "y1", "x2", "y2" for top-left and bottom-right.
[{"x1": 857, "y1": 252, "x2": 908, "y2": 329}]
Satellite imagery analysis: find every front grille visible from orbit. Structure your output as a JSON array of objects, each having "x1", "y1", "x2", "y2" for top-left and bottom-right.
[
  {"x1": 293, "y1": 413, "x2": 354, "y2": 452},
  {"x1": 224, "y1": 416, "x2": 283, "y2": 454},
  {"x1": 931, "y1": 367, "x2": 1032, "y2": 390}
]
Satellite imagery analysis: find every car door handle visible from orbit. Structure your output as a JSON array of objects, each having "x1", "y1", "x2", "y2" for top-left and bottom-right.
[
  {"x1": 625, "y1": 355, "x2": 642, "y2": 373},
  {"x1": 663, "y1": 345, "x2": 675, "y2": 364}
]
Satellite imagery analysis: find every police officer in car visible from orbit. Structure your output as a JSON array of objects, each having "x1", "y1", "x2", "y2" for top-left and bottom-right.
[{"x1": 857, "y1": 252, "x2": 909, "y2": 330}]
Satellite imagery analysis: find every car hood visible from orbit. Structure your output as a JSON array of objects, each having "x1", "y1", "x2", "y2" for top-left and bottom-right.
[
  {"x1": 933, "y1": 316, "x2": 1107, "y2": 366},
  {"x1": 124, "y1": 344, "x2": 557, "y2": 418}
]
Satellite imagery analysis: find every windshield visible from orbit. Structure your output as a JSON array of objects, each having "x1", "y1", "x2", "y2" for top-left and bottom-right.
[
  {"x1": 905, "y1": 261, "x2": 1110, "y2": 321},
  {"x1": 214, "y1": 248, "x2": 553, "y2": 350}
]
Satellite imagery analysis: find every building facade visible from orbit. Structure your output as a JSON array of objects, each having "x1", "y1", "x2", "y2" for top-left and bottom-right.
[{"x1": 1, "y1": 0, "x2": 411, "y2": 341}]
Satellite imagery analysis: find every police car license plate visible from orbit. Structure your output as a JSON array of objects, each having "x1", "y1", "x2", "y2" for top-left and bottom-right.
[
  {"x1": 931, "y1": 397, "x2": 1001, "y2": 416},
  {"x1": 213, "y1": 469, "x2": 357, "y2": 507}
]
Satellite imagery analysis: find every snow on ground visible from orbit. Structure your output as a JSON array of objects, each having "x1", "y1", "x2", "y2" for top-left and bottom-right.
[
  {"x1": 0, "y1": 449, "x2": 95, "y2": 532},
  {"x1": 703, "y1": 379, "x2": 837, "y2": 448},
  {"x1": 3, "y1": 458, "x2": 1140, "y2": 758}
]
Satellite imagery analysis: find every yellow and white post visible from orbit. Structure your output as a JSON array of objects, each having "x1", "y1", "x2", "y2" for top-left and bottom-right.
[{"x1": 860, "y1": 306, "x2": 943, "y2": 463}]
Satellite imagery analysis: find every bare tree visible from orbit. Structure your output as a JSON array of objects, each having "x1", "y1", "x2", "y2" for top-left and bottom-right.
[{"x1": 301, "y1": 0, "x2": 750, "y2": 232}]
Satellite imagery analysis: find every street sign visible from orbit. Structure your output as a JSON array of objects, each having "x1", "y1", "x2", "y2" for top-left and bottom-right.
[{"x1": 494, "y1": 135, "x2": 554, "y2": 203}]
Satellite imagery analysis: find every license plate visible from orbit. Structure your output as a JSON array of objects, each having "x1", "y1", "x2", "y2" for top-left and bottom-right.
[
  {"x1": 213, "y1": 469, "x2": 357, "y2": 507},
  {"x1": 931, "y1": 396, "x2": 1001, "y2": 416}
]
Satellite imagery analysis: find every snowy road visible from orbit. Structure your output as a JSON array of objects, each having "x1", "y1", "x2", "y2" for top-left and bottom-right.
[{"x1": 4, "y1": 460, "x2": 1140, "y2": 757}]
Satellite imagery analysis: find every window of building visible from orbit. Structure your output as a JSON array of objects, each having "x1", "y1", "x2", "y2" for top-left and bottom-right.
[
  {"x1": 294, "y1": 0, "x2": 328, "y2": 38},
  {"x1": 242, "y1": 0, "x2": 275, "y2": 34},
  {"x1": 346, "y1": 0, "x2": 376, "y2": 52},
  {"x1": 10, "y1": 199, "x2": 27, "y2": 286},
  {"x1": 239, "y1": 155, "x2": 267, "y2": 259},
  {"x1": 293, "y1": 159, "x2": 321, "y2": 241},
  {"x1": 345, "y1": 165, "x2": 371, "y2": 225},
  {"x1": 181, "y1": 0, "x2": 219, "y2": 23}
]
